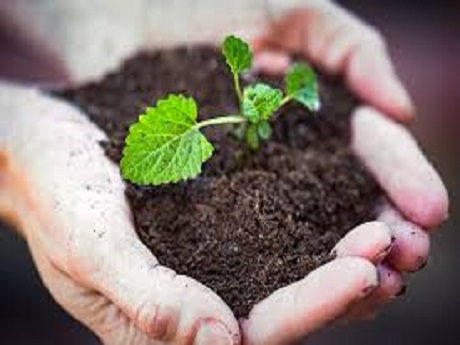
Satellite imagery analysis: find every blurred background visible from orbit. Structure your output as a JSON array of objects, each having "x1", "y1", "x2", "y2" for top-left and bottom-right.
[{"x1": 0, "y1": 1, "x2": 458, "y2": 344}]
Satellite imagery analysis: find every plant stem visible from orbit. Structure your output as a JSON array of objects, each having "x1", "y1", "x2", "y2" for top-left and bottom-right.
[
  {"x1": 280, "y1": 95, "x2": 292, "y2": 107},
  {"x1": 233, "y1": 74, "x2": 243, "y2": 105},
  {"x1": 197, "y1": 115, "x2": 246, "y2": 129}
]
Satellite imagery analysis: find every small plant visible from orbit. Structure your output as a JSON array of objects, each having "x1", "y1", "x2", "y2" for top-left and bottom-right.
[{"x1": 121, "y1": 35, "x2": 320, "y2": 185}]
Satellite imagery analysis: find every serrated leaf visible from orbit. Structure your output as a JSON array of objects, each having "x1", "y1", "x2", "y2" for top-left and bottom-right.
[
  {"x1": 222, "y1": 35, "x2": 253, "y2": 75},
  {"x1": 257, "y1": 120, "x2": 272, "y2": 141},
  {"x1": 121, "y1": 95, "x2": 213, "y2": 185},
  {"x1": 285, "y1": 62, "x2": 321, "y2": 112},
  {"x1": 245, "y1": 123, "x2": 260, "y2": 150},
  {"x1": 242, "y1": 83, "x2": 283, "y2": 123}
]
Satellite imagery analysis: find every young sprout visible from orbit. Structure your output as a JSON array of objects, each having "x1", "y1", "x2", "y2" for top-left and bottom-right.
[{"x1": 121, "y1": 35, "x2": 320, "y2": 185}]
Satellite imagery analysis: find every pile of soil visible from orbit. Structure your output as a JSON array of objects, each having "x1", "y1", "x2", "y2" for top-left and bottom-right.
[{"x1": 59, "y1": 46, "x2": 381, "y2": 317}]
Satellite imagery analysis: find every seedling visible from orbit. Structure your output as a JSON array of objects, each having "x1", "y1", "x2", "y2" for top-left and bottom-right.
[{"x1": 121, "y1": 35, "x2": 320, "y2": 185}]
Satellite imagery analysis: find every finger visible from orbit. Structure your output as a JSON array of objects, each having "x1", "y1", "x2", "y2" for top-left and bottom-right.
[
  {"x1": 258, "y1": 4, "x2": 414, "y2": 122},
  {"x1": 352, "y1": 106, "x2": 449, "y2": 229},
  {"x1": 241, "y1": 257, "x2": 378, "y2": 345},
  {"x1": 346, "y1": 42, "x2": 414, "y2": 123},
  {"x1": 371, "y1": 265, "x2": 405, "y2": 301},
  {"x1": 342, "y1": 265, "x2": 404, "y2": 322},
  {"x1": 252, "y1": 50, "x2": 291, "y2": 75},
  {"x1": 332, "y1": 221, "x2": 394, "y2": 263},
  {"x1": 378, "y1": 203, "x2": 430, "y2": 272}
]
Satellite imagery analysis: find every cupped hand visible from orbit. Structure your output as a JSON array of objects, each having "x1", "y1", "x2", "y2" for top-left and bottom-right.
[
  {"x1": 0, "y1": 83, "x2": 239, "y2": 345},
  {"x1": 242, "y1": 3, "x2": 448, "y2": 344}
]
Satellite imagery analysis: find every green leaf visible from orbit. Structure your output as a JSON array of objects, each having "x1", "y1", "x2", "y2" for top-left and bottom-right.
[
  {"x1": 257, "y1": 120, "x2": 272, "y2": 141},
  {"x1": 242, "y1": 83, "x2": 283, "y2": 123},
  {"x1": 222, "y1": 35, "x2": 253, "y2": 75},
  {"x1": 285, "y1": 62, "x2": 321, "y2": 112},
  {"x1": 245, "y1": 123, "x2": 260, "y2": 150},
  {"x1": 121, "y1": 95, "x2": 214, "y2": 185}
]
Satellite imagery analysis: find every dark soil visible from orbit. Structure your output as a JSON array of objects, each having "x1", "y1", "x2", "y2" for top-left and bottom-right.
[{"x1": 58, "y1": 46, "x2": 381, "y2": 317}]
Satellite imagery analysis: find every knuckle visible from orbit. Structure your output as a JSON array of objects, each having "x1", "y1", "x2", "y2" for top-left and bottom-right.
[
  {"x1": 134, "y1": 267, "x2": 182, "y2": 340},
  {"x1": 135, "y1": 302, "x2": 178, "y2": 340}
]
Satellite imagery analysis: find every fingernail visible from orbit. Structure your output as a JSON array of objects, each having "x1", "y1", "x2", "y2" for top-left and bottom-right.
[
  {"x1": 195, "y1": 321, "x2": 233, "y2": 345},
  {"x1": 407, "y1": 256, "x2": 429, "y2": 273},
  {"x1": 375, "y1": 242, "x2": 394, "y2": 262},
  {"x1": 361, "y1": 284, "x2": 377, "y2": 297},
  {"x1": 373, "y1": 235, "x2": 395, "y2": 263},
  {"x1": 328, "y1": 248, "x2": 338, "y2": 261},
  {"x1": 397, "y1": 83, "x2": 415, "y2": 116},
  {"x1": 361, "y1": 264, "x2": 383, "y2": 298},
  {"x1": 417, "y1": 260, "x2": 428, "y2": 271},
  {"x1": 414, "y1": 257, "x2": 429, "y2": 272},
  {"x1": 383, "y1": 239, "x2": 395, "y2": 254},
  {"x1": 396, "y1": 284, "x2": 407, "y2": 297}
]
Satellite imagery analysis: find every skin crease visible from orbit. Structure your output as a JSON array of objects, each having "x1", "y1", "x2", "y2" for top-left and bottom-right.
[{"x1": 0, "y1": 2, "x2": 449, "y2": 345}]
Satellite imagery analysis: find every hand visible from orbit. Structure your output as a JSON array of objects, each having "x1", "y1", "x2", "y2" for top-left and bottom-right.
[
  {"x1": 241, "y1": 3, "x2": 448, "y2": 344},
  {"x1": 0, "y1": 83, "x2": 239, "y2": 345}
]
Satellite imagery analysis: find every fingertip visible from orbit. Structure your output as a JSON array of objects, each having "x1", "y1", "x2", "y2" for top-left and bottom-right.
[
  {"x1": 388, "y1": 227, "x2": 430, "y2": 272},
  {"x1": 347, "y1": 45, "x2": 415, "y2": 123},
  {"x1": 341, "y1": 265, "x2": 403, "y2": 322},
  {"x1": 251, "y1": 36, "x2": 268, "y2": 54},
  {"x1": 378, "y1": 205, "x2": 431, "y2": 272},
  {"x1": 332, "y1": 257, "x2": 379, "y2": 296},
  {"x1": 333, "y1": 222, "x2": 393, "y2": 263},
  {"x1": 374, "y1": 265, "x2": 404, "y2": 299},
  {"x1": 397, "y1": 187, "x2": 449, "y2": 230},
  {"x1": 253, "y1": 50, "x2": 291, "y2": 75},
  {"x1": 352, "y1": 106, "x2": 449, "y2": 230}
]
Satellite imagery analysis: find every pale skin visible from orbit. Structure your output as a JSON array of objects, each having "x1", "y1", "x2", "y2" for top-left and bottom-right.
[{"x1": 0, "y1": 2, "x2": 449, "y2": 345}]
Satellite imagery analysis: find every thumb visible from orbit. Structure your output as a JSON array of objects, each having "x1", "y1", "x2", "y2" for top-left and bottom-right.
[{"x1": 86, "y1": 231, "x2": 240, "y2": 344}]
